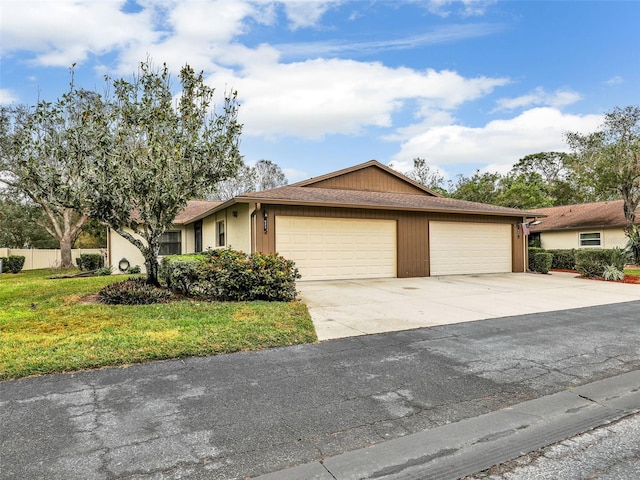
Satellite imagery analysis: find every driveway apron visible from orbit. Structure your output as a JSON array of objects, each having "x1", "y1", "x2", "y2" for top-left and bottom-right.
[{"x1": 298, "y1": 272, "x2": 640, "y2": 340}]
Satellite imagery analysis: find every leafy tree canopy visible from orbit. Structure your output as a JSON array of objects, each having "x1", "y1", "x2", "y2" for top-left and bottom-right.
[{"x1": 566, "y1": 105, "x2": 640, "y2": 230}]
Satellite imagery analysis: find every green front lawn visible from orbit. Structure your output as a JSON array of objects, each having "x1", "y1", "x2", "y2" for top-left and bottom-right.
[
  {"x1": 625, "y1": 268, "x2": 640, "y2": 276},
  {"x1": 0, "y1": 269, "x2": 316, "y2": 380}
]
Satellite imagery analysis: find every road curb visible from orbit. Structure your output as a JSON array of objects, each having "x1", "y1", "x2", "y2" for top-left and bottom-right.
[{"x1": 253, "y1": 370, "x2": 640, "y2": 480}]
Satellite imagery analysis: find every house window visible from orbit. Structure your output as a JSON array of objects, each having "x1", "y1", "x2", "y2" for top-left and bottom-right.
[
  {"x1": 159, "y1": 231, "x2": 182, "y2": 255},
  {"x1": 580, "y1": 232, "x2": 601, "y2": 247},
  {"x1": 194, "y1": 221, "x2": 203, "y2": 253},
  {"x1": 217, "y1": 221, "x2": 225, "y2": 247}
]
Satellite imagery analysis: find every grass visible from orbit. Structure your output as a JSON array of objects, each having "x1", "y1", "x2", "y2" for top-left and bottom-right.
[
  {"x1": 0, "y1": 269, "x2": 317, "y2": 380},
  {"x1": 625, "y1": 268, "x2": 640, "y2": 276}
]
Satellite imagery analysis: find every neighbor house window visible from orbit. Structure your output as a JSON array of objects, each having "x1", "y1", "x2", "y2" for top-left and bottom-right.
[
  {"x1": 194, "y1": 220, "x2": 203, "y2": 253},
  {"x1": 579, "y1": 232, "x2": 601, "y2": 247},
  {"x1": 159, "y1": 231, "x2": 182, "y2": 255},
  {"x1": 217, "y1": 221, "x2": 225, "y2": 247}
]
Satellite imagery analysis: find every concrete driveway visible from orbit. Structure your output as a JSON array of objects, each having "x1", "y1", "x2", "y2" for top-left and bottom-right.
[{"x1": 299, "y1": 272, "x2": 640, "y2": 340}]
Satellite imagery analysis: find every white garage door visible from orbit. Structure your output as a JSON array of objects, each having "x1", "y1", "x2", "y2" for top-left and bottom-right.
[
  {"x1": 276, "y1": 216, "x2": 396, "y2": 280},
  {"x1": 430, "y1": 221, "x2": 512, "y2": 276}
]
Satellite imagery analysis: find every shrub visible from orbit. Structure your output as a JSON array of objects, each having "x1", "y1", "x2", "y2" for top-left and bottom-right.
[
  {"x1": 161, "y1": 249, "x2": 300, "y2": 302},
  {"x1": 602, "y1": 265, "x2": 625, "y2": 281},
  {"x1": 98, "y1": 278, "x2": 173, "y2": 305},
  {"x1": 626, "y1": 226, "x2": 640, "y2": 265},
  {"x1": 76, "y1": 253, "x2": 104, "y2": 271},
  {"x1": 528, "y1": 247, "x2": 545, "y2": 271},
  {"x1": 96, "y1": 266, "x2": 113, "y2": 276},
  {"x1": 1, "y1": 255, "x2": 26, "y2": 274},
  {"x1": 546, "y1": 249, "x2": 577, "y2": 270},
  {"x1": 530, "y1": 252, "x2": 552, "y2": 274},
  {"x1": 129, "y1": 265, "x2": 141, "y2": 274},
  {"x1": 575, "y1": 248, "x2": 626, "y2": 278},
  {"x1": 160, "y1": 256, "x2": 202, "y2": 295}
]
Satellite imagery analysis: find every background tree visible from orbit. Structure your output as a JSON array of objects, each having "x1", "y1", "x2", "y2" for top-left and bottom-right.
[
  {"x1": 85, "y1": 62, "x2": 242, "y2": 285},
  {"x1": 512, "y1": 151, "x2": 594, "y2": 205},
  {"x1": 497, "y1": 172, "x2": 552, "y2": 209},
  {"x1": 449, "y1": 170, "x2": 502, "y2": 204},
  {"x1": 208, "y1": 163, "x2": 256, "y2": 201},
  {"x1": 0, "y1": 194, "x2": 59, "y2": 248},
  {"x1": 0, "y1": 90, "x2": 104, "y2": 266},
  {"x1": 253, "y1": 159, "x2": 288, "y2": 191},
  {"x1": 209, "y1": 159, "x2": 287, "y2": 201},
  {"x1": 566, "y1": 105, "x2": 640, "y2": 230},
  {"x1": 391, "y1": 157, "x2": 445, "y2": 193}
]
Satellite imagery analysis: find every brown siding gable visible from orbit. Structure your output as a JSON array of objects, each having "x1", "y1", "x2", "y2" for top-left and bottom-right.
[{"x1": 291, "y1": 160, "x2": 441, "y2": 196}]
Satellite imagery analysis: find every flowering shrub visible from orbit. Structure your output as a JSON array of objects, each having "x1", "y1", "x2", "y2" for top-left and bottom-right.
[{"x1": 160, "y1": 248, "x2": 300, "y2": 302}]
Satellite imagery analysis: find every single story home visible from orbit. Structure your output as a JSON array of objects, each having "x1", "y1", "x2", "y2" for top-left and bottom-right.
[
  {"x1": 108, "y1": 160, "x2": 538, "y2": 280},
  {"x1": 529, "y1": 200, "x2": 638, "y2": 250}
]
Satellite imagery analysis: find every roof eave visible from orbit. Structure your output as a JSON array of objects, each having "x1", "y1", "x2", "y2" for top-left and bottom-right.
[{"x1": 235, "y1": 195, "x2": 534, "y2": 218}]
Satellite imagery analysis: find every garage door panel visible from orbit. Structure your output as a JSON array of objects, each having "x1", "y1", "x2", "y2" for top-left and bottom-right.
[
  {"x1": 430, "y1": 221, "x2": 511, "y2": 276},
  {"x1": 276, "y1": 216, "x2": 396, "y2": 280}
]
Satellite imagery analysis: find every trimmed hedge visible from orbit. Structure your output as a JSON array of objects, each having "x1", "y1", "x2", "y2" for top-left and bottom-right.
[
  {"x1": 575, "y1": 248, "x2": 627, "y2": 278},
  {"x1": 530, "y1": 252, "x2": 552, "y2": 274},
  {"x1": 76, "y1": 253, "x2": 104, "y2": 271},
  {"x1": 1, "y1": 255, "x2": 26, "y2": 274},
  {"x1": 546, "y1": 249, "x2": 577, "y2": 270},
  {"x1": 160, "y1": 248, "x2": 300, "y2": 302},
  {"x1": 528, "y1": 247, "x2": 545, "y2": 271}
]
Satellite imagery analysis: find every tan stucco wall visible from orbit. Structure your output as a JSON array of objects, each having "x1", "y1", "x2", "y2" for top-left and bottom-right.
[
  {"x1": 540, "y1": 228, "x2": 628, "y2": 250},
  {"x1": 226, "y1": 203, "x2": 251, "y2": 253},
  {"x1": 108, "y1": 204, "x2": 252, "y2": 271},
  {"x1": 109, "y1": 228, "x2": 147, "y2": 274}
]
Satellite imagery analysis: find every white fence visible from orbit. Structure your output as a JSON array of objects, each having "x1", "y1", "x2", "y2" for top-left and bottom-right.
[{"x1": 0, "y1": 248, "x2": 105, "y2": 270}]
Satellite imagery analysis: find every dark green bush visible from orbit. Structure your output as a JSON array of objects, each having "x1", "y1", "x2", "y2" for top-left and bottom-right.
[
  {"x1": 547, "y1": 249, "x2": 577, "y2": 270},
  {"x1": 1, "y1": 255, "x2": 26, "y2": 273},
  {"x1": 161, "y1": 249, "x2": 300, "y2": 302},
  {"x1": 76, "y1": 253, "x2": 104, "y2": 271},
  {"x1": 160, "y1": 257, "x2": 202, "y2": 295},
  {"x1": 575, "y1": 248, "x2": 627, "y2": 278},
  {"x1": 128, "y1": 265, "x2": 141, "y2": 274},
  {"x1": 98, "y1": 278, "x2": 173, "y2": 305},
  {"x1": 530, "y1": 252, "x2": 552, "y2": 274},
  {"x1": 528, "y1": 247, "x2": 545, "y2": 271}
]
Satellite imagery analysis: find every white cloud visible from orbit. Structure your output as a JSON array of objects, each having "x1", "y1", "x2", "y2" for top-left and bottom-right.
[
  {"x1": 282, "y1": 0, "x2": 342, "y2": 29},
  {"x1": 604, "y1": 76, "x2": 624, "y2": 86},
  {"x1": 392, "y1": 107, "x2": 603, "y2": 172},
  {"x1": 0, "y1": 89, "x2": 19, "y2": 104},
  {"x1": 1, "y1": 0, "x2": 157, "y2": 66},
  {"x1": 494, "y1": 87, "x2": 582, "y2": 111},
  {"x1": 426, "y1": 0, "x2": 497, "y2": 18},
  {"x1": 209, "y1": 60, "x2": 508, "y2": 139},
  {"x1": 275, "y1": 23, "x2": 506, "y2": 58}
]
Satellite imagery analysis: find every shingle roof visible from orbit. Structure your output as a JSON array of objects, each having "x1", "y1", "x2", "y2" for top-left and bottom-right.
[
  {"x1": 530, "y1": 200, "x2": 638, "y2": 232},
  {"x1": 236, "y1": 185, "x2": 535, "y2": 217},
  {"x1": 173, "y1": 200, "x2": 221, "y2": 224}
]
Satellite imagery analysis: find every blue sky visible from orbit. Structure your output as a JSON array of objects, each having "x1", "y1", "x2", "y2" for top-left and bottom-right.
[{"x1": 1, "y1": 0, "x2": 638, "y2": 184}]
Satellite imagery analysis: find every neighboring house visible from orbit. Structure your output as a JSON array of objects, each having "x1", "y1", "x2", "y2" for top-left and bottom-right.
[
  {"x1": 529, "y1": 200, "x2": 638, "y2": 250},
  {"x1": 108, "y1": 160, "x2": 537, "y2": 280}
]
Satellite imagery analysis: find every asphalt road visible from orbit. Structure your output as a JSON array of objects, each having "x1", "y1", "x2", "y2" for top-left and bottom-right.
[
  {"x1": 463, "y1": 411, "x2": 640, "y2": 480},
  {"x1": 2, "y1": 300, "x2": 640, "y2": 479}
]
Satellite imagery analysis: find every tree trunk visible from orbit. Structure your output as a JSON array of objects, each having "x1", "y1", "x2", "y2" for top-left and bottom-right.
[
  {"x1": 59, "y1": 236, "x2": 74, "y2": 268},
  {"x1": 144, "y1": 255, "x2": 160, "y2": 287}
]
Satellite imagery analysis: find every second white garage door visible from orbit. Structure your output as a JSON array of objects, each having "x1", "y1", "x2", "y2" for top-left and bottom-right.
[
  {"x1": 429, "y1": 221, "x2": 512, "y2": 276},
  {"x1": 276, "y1": 216, "x2": 396, "y2": 280}
]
